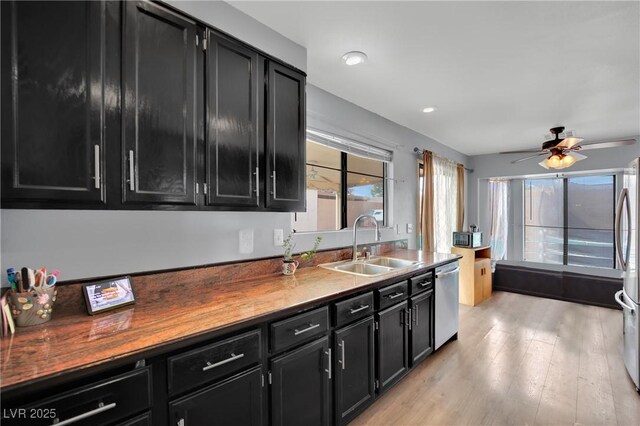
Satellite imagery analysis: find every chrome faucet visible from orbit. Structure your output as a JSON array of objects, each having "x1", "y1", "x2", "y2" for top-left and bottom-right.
[{"x1": 352, "y1": 214, "x2": 382, "y2": 262}]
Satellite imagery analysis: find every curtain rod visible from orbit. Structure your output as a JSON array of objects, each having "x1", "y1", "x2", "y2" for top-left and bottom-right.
[{"x1": 413, "y1": 148, "x2": 474, "y2": 173}]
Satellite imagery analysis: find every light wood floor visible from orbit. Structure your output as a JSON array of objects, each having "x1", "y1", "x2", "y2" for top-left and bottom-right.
[{"x1": 352, "y1": 291, "x2": 640, "y2": 425}]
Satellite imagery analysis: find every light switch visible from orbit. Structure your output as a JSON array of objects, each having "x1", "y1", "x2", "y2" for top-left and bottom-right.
[
  {"x1": 406, "y1": 223, "x2": 414, "y2": 234},
  {"x1": 239, "y1": 229, "x2": 254, "y2": 254},
  {"x1": 396, "y1": 223, "x2": 402, "y2": 234},
  {"x1": 274, "y1": 229, "x2": 284, "y2": 246}
]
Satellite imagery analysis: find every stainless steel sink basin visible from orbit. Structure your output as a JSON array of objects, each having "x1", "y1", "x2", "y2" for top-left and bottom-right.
[
  {"x1": 319, "y1": 256, "x2": 421, "y2": 277},
  {"x1": 333, "y1": 262, "x2": 393, "y2": 276},
  {"x1": 365, "y1": 257, "x2": 418, "y2": 269}
]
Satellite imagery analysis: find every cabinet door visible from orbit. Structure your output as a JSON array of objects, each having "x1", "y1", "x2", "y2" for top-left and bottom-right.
[
  {"x1": 265, "y1": 62, "x2": 306, "y2": 211},
  {"x1": 334, "y1": 317, "x2": 375, "y2": 425},
  {"x1": 376, "y1": 301, "x2": 409, "y2": 393},
  {"x1": 410, "y1": 289, "x2": 434, "y2": 366},
  {"x1": 483, "y1": 260, "x2": 493, "y2": 299},
  {"x1": 271, "y1": 337, "x2": 330, "y2": 426},
  {"x1": 1, "y1": 0, "x2": 106, "y2": 205},
  {"x1": 170, "y1": 366, "x2": 263, "y2": 426},
  {"x1": 122, "y1": 1, "x2": 197, "y2": 205},
  {"x1": 205, "y1": 31, "x2": 260, "y2": 207},
  {"x1": 473, "y1": 261, "x2": 484, "y2": 304}
]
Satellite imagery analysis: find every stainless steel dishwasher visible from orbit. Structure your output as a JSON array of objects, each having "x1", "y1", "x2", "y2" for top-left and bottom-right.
[{"x1": 435, "y1": 261, "x2": 460, "y2": 350}]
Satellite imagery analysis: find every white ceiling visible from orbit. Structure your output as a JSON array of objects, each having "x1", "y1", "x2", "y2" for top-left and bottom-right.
[{"x1": 229, "y1": 0, "x2": 640, "y2": 156}]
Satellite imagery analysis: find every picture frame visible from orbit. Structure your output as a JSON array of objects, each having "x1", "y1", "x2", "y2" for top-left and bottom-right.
[{"x1": 82, "y1": 276, "x2": 136, "y2": 315}]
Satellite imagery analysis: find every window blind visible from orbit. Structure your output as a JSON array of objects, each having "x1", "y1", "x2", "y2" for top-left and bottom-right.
[{"x1": 307, "y1": 128, "x2": 393, "y2": 163}]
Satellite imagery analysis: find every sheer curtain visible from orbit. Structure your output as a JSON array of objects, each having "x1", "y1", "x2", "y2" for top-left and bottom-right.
[
  {"x1": 433, "y1": 156, "x2": 458, "y2": 253},
  {"x1": 489, "y1": 179, "x2": 510, "y2": 261}
]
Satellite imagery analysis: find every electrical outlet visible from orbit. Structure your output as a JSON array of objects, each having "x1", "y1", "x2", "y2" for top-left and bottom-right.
[
  {"x1": 239, "y1": 229, "x2": 254, "y2": 254},
  {"x1": 406, "y1": 223, "x2": 414, "y2": 234},
  {"x1": 396, "y1": 223, "x2": 402, "y2": 234},
  {"x1": 274, "y1": 229, "x2": 284, "y2": 246}
]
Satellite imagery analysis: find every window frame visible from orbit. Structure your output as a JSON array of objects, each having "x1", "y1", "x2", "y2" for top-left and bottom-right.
[
  {"x1": 523, "y1": 174, "x2": 617, "y2": 269},
  {"x1": 293, "y1": 145, "x2": 387, "y2": 233}
]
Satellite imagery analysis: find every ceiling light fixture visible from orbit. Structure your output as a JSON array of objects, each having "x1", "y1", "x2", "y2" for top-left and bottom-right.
[
  {"x1": 539, "y1": 151, "x2": 584, "y2": 170},
  {"x1": 342, "y1": 51, "x2": 367, "y2": 66},
  {"x1": 422, "y1": 106, "x2": 438, "y2": 113}
]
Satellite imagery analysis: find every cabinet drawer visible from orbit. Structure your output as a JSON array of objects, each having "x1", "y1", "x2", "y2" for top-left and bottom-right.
[
  {"x1": 117, "y1": 412, "x2": 152, "y2": 426},
  {"x1": 271, "y1": 306, "x2": 329, "y2": 353},
  {"x1": 410, "y1": 271, "x2": 433, "y2": 295},
  {"x1": 168, "y1": 329, "x2": 262, "y2": 395},
  {"x1": 23, "y1": 367, "x2": 151, "y2": 426},
  {"x1": 334, "y1": 292, "x2": 374, "y2": 327},
  {"x1": 377, "y1": 281, "x2": 409, "y2": 310}
]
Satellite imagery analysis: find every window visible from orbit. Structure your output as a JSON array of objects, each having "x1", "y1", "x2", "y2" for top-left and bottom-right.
[
  {"x1": 293, "y1": 135, "x2": 389, "y2": 232},
  {"x1": 524, "y1": 175, "x2": 615, "y2": 268}
]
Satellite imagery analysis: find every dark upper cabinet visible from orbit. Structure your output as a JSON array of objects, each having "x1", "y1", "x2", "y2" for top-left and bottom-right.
[
  {"x1": 410, "y1": 289, "x2": 435, "y2": 366},
  {"x1": 205, "y1": 31, "x2": 261, "y2": 207},
  {"x1": 377, "y1": 301, "x2": 409, "y2": 394},
  {"x1": 334, "y1": 317, "x2": 375, "y2": 425},
  {"x1": 266, "y1": 62, "x2": 306, "y2": 211},
  {"x1": 122, "y1": 0, "x2": 197, "y2": 205},
  {"x1": 169, "y1": 366, "x2": 263, "y2": 426},
  {"x1": 271, "y1": 337, "x2": 330, "y2": 426},
  {"x1": 1, "y1": 0, "x2": 106, "y2": 204}
]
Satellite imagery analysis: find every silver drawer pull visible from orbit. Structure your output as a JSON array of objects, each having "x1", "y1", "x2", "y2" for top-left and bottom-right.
[
  {"x1": 51, "y1": 402, "x2": 116, "y2": 426},
  {"x1": 294, "y1": 323, "x2": 320, "y2": 336},
  {"x1": 128, "y1": 150, "x2": 135, "y2": 191},
  {"x1": 93, "y1": 145, "x2": 100, "y2": 189},
  {"x1": 387, "y1": 292, "x2": 404, "y2": 300},
  {"x1": 349, "y1": 304, "x2": 370, "y2": 314},
  {"x1": 419, "y1": 281, "x2": 431, "y2": 287},
  {"x1": 202, "y1": 352, "x2": 245, "y2": 371}
]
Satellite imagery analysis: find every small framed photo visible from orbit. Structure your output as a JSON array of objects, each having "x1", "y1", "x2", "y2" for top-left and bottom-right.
[{"x1": 83, "y1": 276, "x2": 135, "y2": 315}]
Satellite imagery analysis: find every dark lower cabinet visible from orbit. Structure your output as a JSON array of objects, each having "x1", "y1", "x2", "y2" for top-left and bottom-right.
[
  {"x1": 122, "y1": 0, "x2": 198, "y2": 205},
  {"x1": 334, "y1": 317, "x2": 375, "y2": 425},
  {"x1": 169, "y1": 366, "x2": 263, "y2": 426},
  {"x1": 117, "y1": 412, "x2": 151, "y2": 426},
  {"x1": 410, "y1": 289, "x2": 434, "y2": 366},
  {"x1": 270, "y1": 337, "x2": 330, "y2": 426},
  {"x1": 377, "y1": 301, "x2": 409, "y2": 393},
  {"x1": 266, "y1": 61, "x2": 306, "y2": 212},
  {"x1": 205, "y1": 31, "x2": 261, "y2": 207},
  {"x1": 1, "y1": 0, "x2": 106, "y2": 204}
]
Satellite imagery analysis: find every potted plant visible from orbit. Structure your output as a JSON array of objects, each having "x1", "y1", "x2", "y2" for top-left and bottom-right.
[{"x1": 282, "y1": 234, "x2": 322, "y2": 275}]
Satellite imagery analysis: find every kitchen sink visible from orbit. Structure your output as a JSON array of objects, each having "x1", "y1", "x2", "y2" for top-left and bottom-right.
[{"x1": 319, "y1": 256, "x2": 421, "y2": 277}]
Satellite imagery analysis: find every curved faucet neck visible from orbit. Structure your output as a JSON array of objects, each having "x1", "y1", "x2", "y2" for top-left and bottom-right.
[{"x1": 352, "y1": 214, "x2": 381, "y2": 262}]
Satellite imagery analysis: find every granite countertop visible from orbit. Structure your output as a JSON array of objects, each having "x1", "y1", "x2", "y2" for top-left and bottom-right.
[{"x1": 0, "y1": 249, "x2": 459, "y2": 392}]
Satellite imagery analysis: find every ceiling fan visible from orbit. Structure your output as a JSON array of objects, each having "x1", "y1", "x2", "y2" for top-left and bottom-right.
[{"x1": 500, "y1": 126, "x2": 636, "y2": 170}]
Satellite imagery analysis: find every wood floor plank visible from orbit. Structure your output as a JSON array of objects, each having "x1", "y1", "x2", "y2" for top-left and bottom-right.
[{"x1": 352, "y1": 292, "x2": 639, "y2": 426}]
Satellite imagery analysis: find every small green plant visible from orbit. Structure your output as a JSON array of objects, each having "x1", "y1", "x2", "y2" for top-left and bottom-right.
[{"x1": 282, "y1": 234, "x2": 323, "y2": 262}]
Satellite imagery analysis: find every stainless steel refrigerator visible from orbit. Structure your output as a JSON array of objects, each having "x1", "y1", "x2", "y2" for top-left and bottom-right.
[{"x1": 614, "y1": 158, "x2": 639, "y2": 391}]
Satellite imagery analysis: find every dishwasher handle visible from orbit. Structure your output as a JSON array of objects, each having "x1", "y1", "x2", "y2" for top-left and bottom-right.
[{"x1": 436, "y1": 267, "x2": 460, "y2": 279}]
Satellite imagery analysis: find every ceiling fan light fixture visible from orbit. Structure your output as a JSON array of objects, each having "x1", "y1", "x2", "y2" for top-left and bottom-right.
[
  {"x1": 560, "y1": 155, "x2": 577, "y2": 168},
  {"x1": 545, "y1": 154, "x2": 562, "y2": 169}
]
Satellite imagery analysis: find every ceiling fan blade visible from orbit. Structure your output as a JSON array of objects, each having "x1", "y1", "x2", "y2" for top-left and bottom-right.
[
  {"x1": 500, "y1": 149, "x2": 544, "y2": 154},
  {"x1": 577, "y1": 139, "x2": 636, "y2": 150},
  {"x1": 557, "y1": 137, "x2": 584, "y2": 149},
  {"x1": 512, "y1": 152, "x2": 548, "y2": 164},
  {"x1": 566, "y1": 152, "x2": 587, "y2": 161}
]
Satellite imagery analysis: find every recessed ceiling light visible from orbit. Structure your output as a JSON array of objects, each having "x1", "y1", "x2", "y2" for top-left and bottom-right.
[
  {"x1": 422, "y1": 106, "x2": 438, "y2": 113},
  {"x1": 342, "y1": 51, "x2": 367, "y2": 66}
]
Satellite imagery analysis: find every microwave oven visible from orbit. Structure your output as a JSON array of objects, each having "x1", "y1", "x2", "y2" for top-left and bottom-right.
[{"x1": 453, "y1": 232, "x2": 482, "y2": 248}]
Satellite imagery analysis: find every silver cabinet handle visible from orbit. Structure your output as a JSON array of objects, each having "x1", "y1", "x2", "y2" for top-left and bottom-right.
[
  {"x1": 349, "y1": 304, "x2": 370, "y2": 314},
  {"x1": 615, "y1": 290, "x2": 635, "y2": 313},
  {"x1": 414, "y1": 305, "x2": 419, "y2": 326},
  {"x1": 325, "y1": 348, "x2": 332, "y2": 379},
  {"x1": 202, "y1": 353, "x2": 245, "y2": 371},
  {"x1": 253, "y1": 166, "x2": 259, "y2": 197},
  {"x1": 93, "y1": 145, "x2": 100, "y2": 189},
  {"x1": 340, "y1": 340, "x2": 346, "y2": 370},
  {"x1": 270, "y1": 170, "x2": 276, "y2": 196},
  {"x1": 407, "y1": 308, "x2": 412, "y2": 330},
  {"x1": 128, "y1": 149, "x2": 135, "y2": 191},
  {"x1": 419, "y1": 281, "x2": 432, "y2": 287},
  {"x1": 436, "y1": 268, "x2": 460, "y2": 279},
  {"x1": 387, "y1": 292, "x2": 404, "y2": 300},
  {"x1": 177, "y1": 418, "x2": 185, "y2": 426},
  {"x1": 51, "y1": 402, "x2": 116, "y2": 426},
  {"x1": 294, "y1": 323, "x2": 320, "y2": 336}
]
